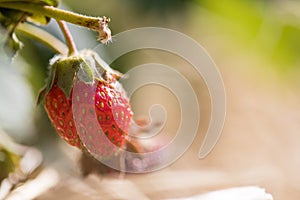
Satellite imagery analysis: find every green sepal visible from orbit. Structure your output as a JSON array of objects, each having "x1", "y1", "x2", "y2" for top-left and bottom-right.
[
  {"x1": 36, "y1": 87, "x2": 46, "y2": 105},
  {"x1": 36, "y1": 59, "x2": 56, "y2": 105},
  {"x1": 38, "y1": 50, "x2": 118, "y2": 105},
  {"x1": 77, "y1": 57, "x2": 94, "y2": 84},
  {"x1": 56, "y1": 57, "x2": 78, "y2": 99},
  {"x1": 51, "y1": 55, "x2": 95, "y2": 99},
  {"x1": 90, "y1": 50, "x2": 123, "y2": 80},
  {"x1": 46, "y1": 60, "x2": 57, "y2": 92}
]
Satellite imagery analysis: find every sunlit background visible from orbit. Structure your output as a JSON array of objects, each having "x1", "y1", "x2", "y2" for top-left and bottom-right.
[{"x1": 1, "y1": 0, "x2": 300, "y2": 199}]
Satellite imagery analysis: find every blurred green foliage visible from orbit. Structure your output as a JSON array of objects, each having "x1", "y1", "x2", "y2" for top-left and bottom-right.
[
  {"x1": 273, "y1": 25, "x2": 300, "y2": 70},
  {"x1": 196, "y1": 0, "x2": 300, "y2": 72},
  {"x1": 61, "y1": 0, "x2": 300, "y2": 74},
  {"x1": 126, "y1": 0, "x2": 189, "y2": 14}
]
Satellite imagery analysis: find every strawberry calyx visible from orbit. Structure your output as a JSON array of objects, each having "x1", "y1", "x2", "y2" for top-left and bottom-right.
[{"x1": 38, "y1": 49, "x2": 122, "y2": 104}]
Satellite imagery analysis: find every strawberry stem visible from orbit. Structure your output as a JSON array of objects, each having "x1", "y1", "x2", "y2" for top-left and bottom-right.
[
  {"x1": 57, "y1": 20, "x2": 77, "y2": 55},
  {"x1": 0, "y1": 2, "x2": 111, "y2": 43},
  {"x1": 16, "y1": 23, "x2": 68, "y2": 54}
]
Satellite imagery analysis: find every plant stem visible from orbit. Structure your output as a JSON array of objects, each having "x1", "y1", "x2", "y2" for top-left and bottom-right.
[
  {"x1": 56, "y1": 20, "x2": 77, "y2": 55},
  {"x1": 0, "y1": 2, "x2": 105, "y2": 32},
  {"x1": 16, "y1": 23, "x2": 68, "y2": 55}
]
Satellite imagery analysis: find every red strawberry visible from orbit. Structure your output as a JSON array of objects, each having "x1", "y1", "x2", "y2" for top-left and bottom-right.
[
  {"x1": 40, "y1": 50, "x2": 133, "y2": 159},
  {"x1": 72, "y1": 77, "x2": 132, "y2": 159},
  {"x1": 44, "y1": 81, "x2": 82, "y2": 148}
]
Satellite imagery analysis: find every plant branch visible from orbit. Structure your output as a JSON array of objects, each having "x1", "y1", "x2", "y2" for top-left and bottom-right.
[
  {"x1": 16, "y1": 23, "x2": 68, "y2": 55},
  {"x1": 0, "y1": 2, "x2": 111, "y2": 43},
  {"x1": 56, "y1": 20, "x2": 77, "y2": 55}
]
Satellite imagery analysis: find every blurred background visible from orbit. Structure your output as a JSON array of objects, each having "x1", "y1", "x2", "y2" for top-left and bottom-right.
[{"x1": 1, "y1": 0, "x2": 300, "y2": 199}]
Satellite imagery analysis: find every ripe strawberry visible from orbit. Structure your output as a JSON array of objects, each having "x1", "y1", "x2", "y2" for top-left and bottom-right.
[
  {"x1": 44, "y1": 81, "x2": 82, "y2": 148},
  {"x1": 40, "y1": 50, "x2": 133, "y2": 159},
  {"x1": 72, "y1": 77, "x2": 133, "y2": 159}
]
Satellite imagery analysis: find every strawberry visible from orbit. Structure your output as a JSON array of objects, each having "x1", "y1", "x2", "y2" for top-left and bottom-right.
[
  {"x1": 44, "y1": 81, "x2": 81, "y2": 148},
  {"x1": 72, "y1": 77, "x2": 133, "y2": 159},
  {"x1": 40, "y1": 50, "x2": 133, "y2": 159}
]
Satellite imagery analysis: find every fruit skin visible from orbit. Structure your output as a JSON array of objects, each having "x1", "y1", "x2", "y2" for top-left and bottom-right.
[
  {"x1": 42, "y1": 50, "x2": 133, "y2": 159},
  {"x1": 44, "y1": 81, "x2": 82, "y2": 148}
]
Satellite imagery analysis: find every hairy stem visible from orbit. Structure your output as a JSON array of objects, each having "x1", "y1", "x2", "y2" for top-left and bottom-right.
[
  {"x1": 0, "y1": 2, "x2": 106, "y2": 32},
  {"x1": 16, "y1": 23, "x2": 68, "y2": 54},
  {"x1": 56, "y1": 20, "x2": 77, "y2": 55}
]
